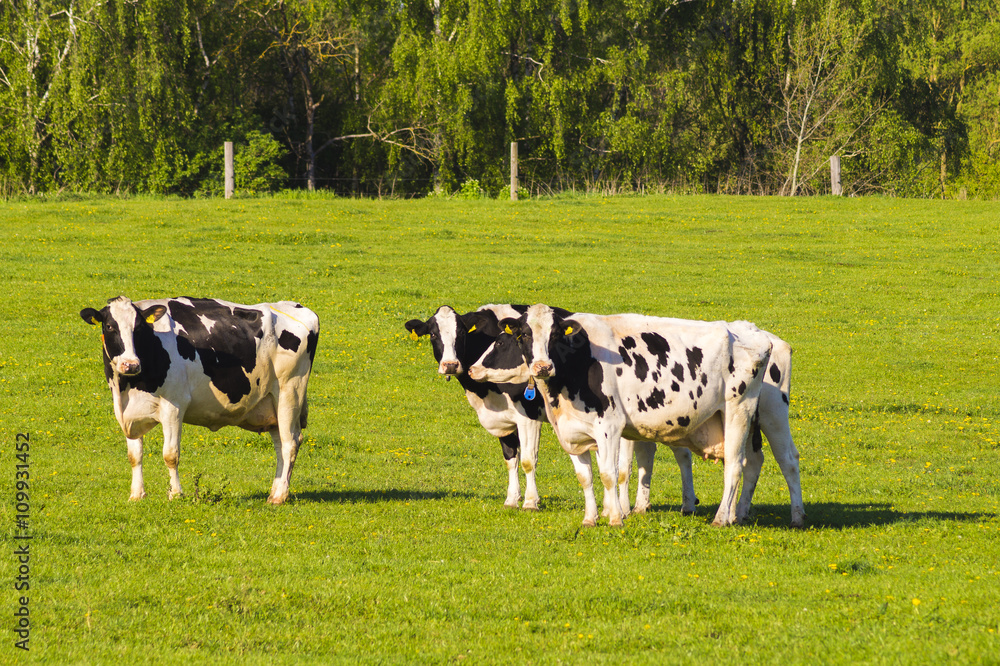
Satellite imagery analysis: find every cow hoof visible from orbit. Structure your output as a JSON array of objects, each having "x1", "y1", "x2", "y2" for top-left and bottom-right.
[
  {"x1": 632, "y1": 505, "x2": 649, "y2": 515},
  {"x1": 790, "y1": 519, "x2": 806, "y2": 529},
  {"x1": 128, "y1": 492, "x2": 146, "y2": 501},
  {"x1": 681, "y1": 508, "x2": 696, "y2": 516},
  {"x1": 582, "y1": 518, "x2": 598, "y2": 528},
  {"x1": 167, "y1": 490, "x2": 182, "y2": 500},
  {"x1": 503, "y1": 500, "x2": 520, "y2": 509},
  {"x1": 609, "y1": 516, "x2": 624, "y2": 527},
  {"x1": 521, "y1": 502, "x2": 540, "y2": 512},
  {"x1": 266, "y1": 495, "x2": 287, "y2": 505}
]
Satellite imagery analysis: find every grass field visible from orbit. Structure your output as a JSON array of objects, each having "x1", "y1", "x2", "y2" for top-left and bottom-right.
[{"x1": 1, "y1": 193, "x2": 998, "y2": 664}]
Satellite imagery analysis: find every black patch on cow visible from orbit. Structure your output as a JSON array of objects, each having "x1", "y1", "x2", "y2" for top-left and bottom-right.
[
  {"x1": 616, "y1": 367, "x2": 623, "y2": 376},
  {"x1": 499, "y1": 432, "x2": 519, "y2": 461},
  {"x1": 633, "y1": 354, "x2": 649, "y2": 382},
  {"x1": 738, "y1": 381, "x2": 746, "y2": 396},
  {"x1": 640, "y1": 332, "x2": 670, "y2": 368},
  {"x1": 677, "y1": 415, "x2": 691, "y2": 427},
  {"x1": 618, "y1": 346, "x2": 633, "y2": 367},
  {"x1": 278, "y1": 330, "x2": 301, "y2": 352},
  {"x1": 167, "y1": 298, "x2": 263, "y2": 404},
  {"x1": 306, "y1": 331, "x2": 319, "y2": 364},
  {"x1": 782, "y1": 392, "x2": 789, "y2": 405},
  {"x1": 769, "y1": 363, "x2": 781, "y2": 383},
  {"x1": 547, "y1": 324, "x2": 611, "y2": 418},
  {"x1": 671, "y1": 362, "x2": 685, "y2": 382},
  {"x1": 646, "y1": 388, "x2": 666, "y2": 410},
  {"x1": 637, "y1": 398, "x2": 647, "y2": 412},
  {"x1": 685, "y1": 347, "x2": 703, "y2": 383},
  {"x1": 622, "y1": 336, "x2": 637, "y2": 350},
  {"x1": 671, "y1": 382, "x2": 680, "y2": 392},
  {"x1": 728, "y1": 355, "x2": 735, "y2": 374},
  {"x1": 701, "y1": 372, "x2": 708, "y2": 386},
  {"x1": 176, "y1": 336, "x2": 197, "y2": 362},
  {"x1": 688, "y1": 391, "x2": 695, "y2": 400},
  {"x1": 696, "y1": 386, "x2": 703, "y2": 398},
  {"x1": 751, "y1": 408, "x2": 763, "y2": 452},
  {"x1": 652, "y1": 371, "x2": 660, "y2": 382}
]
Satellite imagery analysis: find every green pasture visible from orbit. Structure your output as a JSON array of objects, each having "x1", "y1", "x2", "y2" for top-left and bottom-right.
[{"x1": 1, "y1": 194, "x2": 998, "y2": 664}]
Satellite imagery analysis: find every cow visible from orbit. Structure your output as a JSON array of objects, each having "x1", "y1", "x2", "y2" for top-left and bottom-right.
[
  {"x1": 470, "y1": 304, "x2": 805, "y2": 528},
  {"x1": 405, "y1": 304, "x2": 698, "y2": 514},
  {"x1": 405, "y1": 304, "x2": 547, "y2": 510},
  {"x1": 80, "y1": 296, "x2": 319, "y2": 505}
]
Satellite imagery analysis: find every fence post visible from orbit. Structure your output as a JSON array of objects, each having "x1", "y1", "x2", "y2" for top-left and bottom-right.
[
  {"x1": 830, "y1": 155, "x2": 842, "y2": 196},
  {"x1": 224, "y1": 141, "x2": 234, "y2": 199},
  {"x1": 510, "y1": 141, "x2": 518, "y2": 201}
]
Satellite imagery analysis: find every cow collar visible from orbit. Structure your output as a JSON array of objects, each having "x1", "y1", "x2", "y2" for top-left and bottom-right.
[{"x1": 524, "y1": 377, "x2": 536, "y2": 400}]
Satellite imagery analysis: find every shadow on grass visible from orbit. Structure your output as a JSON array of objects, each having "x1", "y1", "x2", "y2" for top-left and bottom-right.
[
  {"x1": 655, "y1": 501, "x2": 998, "y2": 529},
  {"x1": 258, "y1": 488, "x2": 475, "y2": 504}
]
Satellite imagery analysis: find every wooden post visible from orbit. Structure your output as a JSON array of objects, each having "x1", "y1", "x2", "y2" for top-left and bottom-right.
[
  {"x1": 830, "y1": 155, "x2": 842, "y2": 196},
  {"x1": 224, "y1": 141, "x2": 234, "y2": 199},
  {"x1": 510, "y1": 141, "x2": 518, "y2": 201}
]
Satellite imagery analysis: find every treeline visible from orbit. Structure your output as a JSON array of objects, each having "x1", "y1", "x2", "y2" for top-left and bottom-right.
[{"x1": 1, "y1": 0, "x2": 998, "y2": 198}]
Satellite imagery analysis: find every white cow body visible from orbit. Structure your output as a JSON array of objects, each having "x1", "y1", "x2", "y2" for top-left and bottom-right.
[
  {"x1": 82, "y1": 296, "x2": 319, "y2": 504},
  {"x1": 471, "y1": 304, "x2": 803, "y2": 528}
]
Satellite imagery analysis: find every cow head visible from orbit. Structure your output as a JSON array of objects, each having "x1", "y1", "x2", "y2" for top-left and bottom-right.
[
  {"x1": 80, "y1": 297, "x2": 167, "y2": 377},
  {"x1": 405, "y1": 305, "x2": 476, "y2": 376},
  {"x1": 469, "y1": 304, "x2": 584, "y2": 383},
  {"x1": 468, "y1": 318, "x2": 531, "y2": 384}
]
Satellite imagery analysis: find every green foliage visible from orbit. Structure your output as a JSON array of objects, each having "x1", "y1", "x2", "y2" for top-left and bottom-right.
[
  {"x1": 1, "y1": 0, "x2": 999, "y2": 197},
  {"x1": 2, "y1": 196, "x2": 1000, "y2": 660}
]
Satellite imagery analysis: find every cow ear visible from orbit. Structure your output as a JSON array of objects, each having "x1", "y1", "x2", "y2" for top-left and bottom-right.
[
  {"x1": 563, "y1": 320, "x2": 583, "y2": 339},
  {"x1": 497, "y1": 318, "x2": 519, "y2": 337},
  {"x1": 80, "y1": 308, "x2": 103, "y2": 325},
  {"x1": 462, "y1": 311, "x2": 494, "y2": 335},
  {"x1": 405, "y1": 319, "x2": 428, "y2": 339},
  {"x1": 142, "y1": 305, "x2": 167, "y2": 324}
]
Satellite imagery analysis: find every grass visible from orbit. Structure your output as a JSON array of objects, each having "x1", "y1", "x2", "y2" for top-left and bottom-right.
[{"x1": 1, "y1": 193, "x2": 998, "y2": 664}]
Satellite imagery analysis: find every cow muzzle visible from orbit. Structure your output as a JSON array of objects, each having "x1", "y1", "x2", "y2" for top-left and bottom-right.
[
  {"x1": 531, "y1": 361, "x2": 554, "y2": 378},
  {"x1": 439, "y1": 360, "x2": 462, "y2": 375},
  {"x1": 118, "y1": 358, "x2": 141, "y2": 376},
  {"x1": 468, "y1": 365, "x2": 486, "y2": 382}
]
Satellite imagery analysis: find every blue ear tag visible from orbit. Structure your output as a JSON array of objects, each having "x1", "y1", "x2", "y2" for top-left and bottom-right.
[{"x1": 524, "y1": 379, "x2": 536, "y2": 400}]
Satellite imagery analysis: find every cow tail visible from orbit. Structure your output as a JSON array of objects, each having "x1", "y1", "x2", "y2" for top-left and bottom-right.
[{"x1": 751, "y1": 407, "x2": 762, "y2": 452}]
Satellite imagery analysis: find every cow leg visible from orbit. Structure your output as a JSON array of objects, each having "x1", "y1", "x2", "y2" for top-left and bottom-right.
[
  {"x1": 570, "y1": 451, "x2": 600, "y2": 527},
  {"x1": 269, "y1": 383, "x2": 307, "y2": 505},
  {"x1": 759, "y1": 407, "x2": 806, "y2": 528},
  {"x1": 633, "y1": 441, "x2": 658, "y2": 514},
  {"x1": 499, "y1": 433, "x2": 521, "y2": 509},
  {"x1": 518, "y1": 419, "x2": 542, "y2": 511},
  {"x1": 595, "y1": 432, "x2": 624, "y2": 527},
  {"x1": 161, "y1": 416, "x2": 183, "y2": 500},
  {"x1": 127, "y1": 437, "x2": 146, "y2": 500},
  {"x1": 671, "y1": 447, "x2": 698, "y2": 515},
  {"x1": 614, "y1": 438, "x2": 635, "y2": 518},
  {"x1": 736, "y1": 445, "x2": 765, "y2": 523},
  {"x1": 268, "y1": 425, "x2": 302, "y2": 505},
  {"x1": 713, "y1": 408, "x2": 753, "y2": 526}
]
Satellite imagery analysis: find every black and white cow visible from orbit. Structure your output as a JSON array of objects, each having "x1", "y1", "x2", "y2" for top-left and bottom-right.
[
  {"x1": 405, "y1": 304, "x2": 547, "y2": 509},
  {"x1": 406, "y1": 304, "x2": 700, "y2": 516},
  {"x1": 470, "y1": 304, "x2": 804, "y2": 528},
  {"x1": 80, "y1": 296, "x2": 319, "y2": 504}
]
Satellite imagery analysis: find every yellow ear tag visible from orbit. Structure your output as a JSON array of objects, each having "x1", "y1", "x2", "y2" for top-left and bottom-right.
[
  {"x1": 468, "y1": 324, "x2": 477, "y2": 333},
  {"x1": 410, "y1": 330, "x2": 419, "y2": 341},
  {"x1": 90, "y1": 317, "x2": 99, "y2": 325},
  {"x1": 146, "y1": 314, "x2": 157, "y2": 324},
  {"x1": 504, "y1": 324, "x2": 513, "y2": 335},
  {"x1": 565, "y1": 326, "x2": 574, "y2": 336}
]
